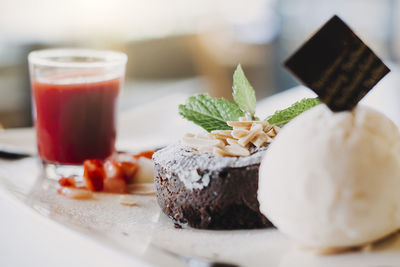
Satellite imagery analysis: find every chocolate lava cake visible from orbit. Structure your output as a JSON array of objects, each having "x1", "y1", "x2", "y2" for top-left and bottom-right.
[{"x1": 153, "y1": 143, "x2": 272, "y2": 230}]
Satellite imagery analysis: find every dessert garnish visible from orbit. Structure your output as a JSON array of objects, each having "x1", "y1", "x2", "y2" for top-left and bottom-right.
[
  {"x1": 155, "y1": 68, "x2": 293, "y2": 229},
  {"x1": 118, "y1": 195, "x2": 137, "y2": 206},
  {"x1": 57, "y1": 150, "x2": 155, "y2": 199},
  {"x1": 181, "y1": 117, "x2": 280, "y2": 157},
  {"x1": 153, "y1": 140, "x2": 273, "y2": 229},
  {"x1": 258, "y1": 15, "x2": 396, "y2": 252},
  {"x1": 284, "y1": 15, "x2": 390, "y2": 112},
  {"x1": 266, "y1": 97, "x2": 320, "y2": 127},
  {"x1": 179, "y1": 64, "x2": 320, "y2": 156}
]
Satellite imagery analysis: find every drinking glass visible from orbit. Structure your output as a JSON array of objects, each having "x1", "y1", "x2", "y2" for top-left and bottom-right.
[{"x1": 28, "y1": 49, "x2": 127, "y2": 178}]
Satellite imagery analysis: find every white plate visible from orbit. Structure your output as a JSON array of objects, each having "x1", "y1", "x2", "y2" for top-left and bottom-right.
[{"x1": 1, "y1": 85, "x2": 400, "y2": 267}]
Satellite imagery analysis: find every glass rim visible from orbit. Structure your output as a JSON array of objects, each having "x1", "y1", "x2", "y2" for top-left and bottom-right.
[{"x1": 28, "y1": 48, "x2": 127, "y2": 68}]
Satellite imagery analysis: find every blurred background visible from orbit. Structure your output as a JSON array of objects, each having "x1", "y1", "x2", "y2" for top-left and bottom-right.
[{"x1": 0, "y1": 0, "x2": 399, "y2": 128}]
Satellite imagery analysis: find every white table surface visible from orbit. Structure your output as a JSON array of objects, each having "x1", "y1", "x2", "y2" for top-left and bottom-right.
[
  {"x1": 1, "y1": 68, "x2": 400, "y2": 267},
  {"x1": 0, "y1": 199, "x2": 138, "y2": 267}
]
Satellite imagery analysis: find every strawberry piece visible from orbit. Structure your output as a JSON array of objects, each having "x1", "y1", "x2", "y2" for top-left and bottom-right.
[
  {"x1": 104, "y1": 160, "x2": 124, "y2": 180},
  {"x1": 120, "y1": 161, "x2": 139, "y2": 183},
  {"x1": 58, "y1": 176, "x2": 76, "y2": 188},
  {"x1": 103, "y1": 159, "x2": 129, "y2": 193},
  {"x1": 83, "y1": 159, "x2": 105, "y2": 191},
  {"x1": 133, "y1": 150, "x2": 155, "y2": 160},
  {"x1": 103, "y1": 177, "x2": 127, "y2": 194}
]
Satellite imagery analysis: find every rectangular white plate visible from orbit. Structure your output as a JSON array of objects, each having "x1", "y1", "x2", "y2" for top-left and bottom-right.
[{"x1": 1, "y1": 84, "x2": 400, "y2": 267}]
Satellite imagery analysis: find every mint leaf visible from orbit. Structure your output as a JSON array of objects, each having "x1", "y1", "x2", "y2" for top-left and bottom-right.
[
  {"x1": 179, "y1": 94, "x2": 244, "y2": 132},
  {"x1": 232, "y1": 64, "x2": 256, "y2": 117},
  {"x1": 266, "y1": 98, "x2": 321, "y2": 127}
]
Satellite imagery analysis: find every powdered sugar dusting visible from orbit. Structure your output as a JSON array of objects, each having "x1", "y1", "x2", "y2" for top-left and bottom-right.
[{"x1": 153, "y1": 142, "x2": 267, "y2": 190}]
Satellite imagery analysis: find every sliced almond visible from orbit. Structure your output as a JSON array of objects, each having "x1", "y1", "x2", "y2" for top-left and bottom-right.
[
  {"x1": 226, "y1": 138, "x2": 239, "y2": 145},
  {"x1": 227, "y1": 120, "x2": 267, "y2": 127},
  {"x1": 227, "y1": 121, "x2": 253, "y2": 128},
  {"x1": 213, "y1": 147, "x2": 228, "y2": 157},
  {"x1": 182, "y1": 134, "x2": 224, "y2": 149},
  {"x1": 251, "y1": 132, "x2": 272, "y2": 147},
  {"x1": 213, "y1": 136, "x2": 229, "y2": 145},
  {"x1": 263, "y1": 124, "x2": 273, "y2": 132},
  {"x1": 266, "y1": 126, "x2": 280, "y2": 138},
  {"x1": 213, "y1": 143, "x2": 250, "y2": 157},
  {"x1": 119, "y1": 195, "x2": 137, "y2": 206},
  {"x1": 235, "y1": 126, "x2": 252, "y2": 131},
  {"x1": 226, "y1": 138, "x2": 250, "y2": 149},
  {"x1": 210, "y1": 130, "x2": 232, "y2": 138},
  {"x1": 232, "y1": 129, "x2": 249, "y2": 139},
  {"x1": 210, "y1": 130, "x2": 232, "y2": 145},
  {"x1": 227, "y1": 141, "x2": 250, "y2": 155},
  {"x1": 226, "y1": 145, "x2": 250, "y2": 157},
  {"x1": 272, "y1": 125, "x2": 280, "y2": 134},
  {"x1": 238, "y1": 123, "x2": 263, "y2": 147}
]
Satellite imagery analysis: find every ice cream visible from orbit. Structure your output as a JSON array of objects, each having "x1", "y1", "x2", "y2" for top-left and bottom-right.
[{"x1": 258, "y1": 104, "x2": 400, "y2": 249}]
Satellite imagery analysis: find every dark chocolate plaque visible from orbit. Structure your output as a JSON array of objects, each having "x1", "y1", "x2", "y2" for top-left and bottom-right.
[{"x1": 284, "y1": 15, "x2": 390, "y2": 111}]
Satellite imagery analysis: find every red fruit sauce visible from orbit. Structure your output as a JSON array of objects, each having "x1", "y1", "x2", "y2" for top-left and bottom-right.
[{"x1": 32, "y1": 77, "x2": 121, "y2": 165}]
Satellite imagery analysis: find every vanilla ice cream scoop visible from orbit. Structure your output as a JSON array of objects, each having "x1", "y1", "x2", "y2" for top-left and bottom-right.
[{"x1": 258, "y1": 104, "x2": 400, "y2": 249}]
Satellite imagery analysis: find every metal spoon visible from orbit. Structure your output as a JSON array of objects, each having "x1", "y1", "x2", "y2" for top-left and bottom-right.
[{"x1": 0, "y1": 150, "x2": 31, "y2": 159}]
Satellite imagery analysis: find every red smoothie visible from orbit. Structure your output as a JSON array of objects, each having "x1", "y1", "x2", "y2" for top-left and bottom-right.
[{"x1": 32, "y1": 77, "x2": 121, "y2": 165}]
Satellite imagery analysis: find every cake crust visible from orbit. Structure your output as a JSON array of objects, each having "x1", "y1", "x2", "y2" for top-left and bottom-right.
[{"x1": 153, "y1": 143, "x2": 272, "y2": 229}]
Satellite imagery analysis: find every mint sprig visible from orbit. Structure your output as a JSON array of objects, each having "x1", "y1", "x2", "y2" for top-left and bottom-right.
[
  {"x1": 179, "y1": 64, "x2": 321, "y2": 132},
  {"x1": 266, "y1": 98, "x2": 321, "y2": 127},
  {"x1": 232, "y1": 64, "x2": 257, "y2": 118},
  {"x1": 179, "y1": 94, "x2": 244, "y2": 132}
]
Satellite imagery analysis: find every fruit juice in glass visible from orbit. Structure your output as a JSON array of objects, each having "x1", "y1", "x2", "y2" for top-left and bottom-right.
[{"x1": 28, "y1": 49, "x2": 127, "y2": 177}]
